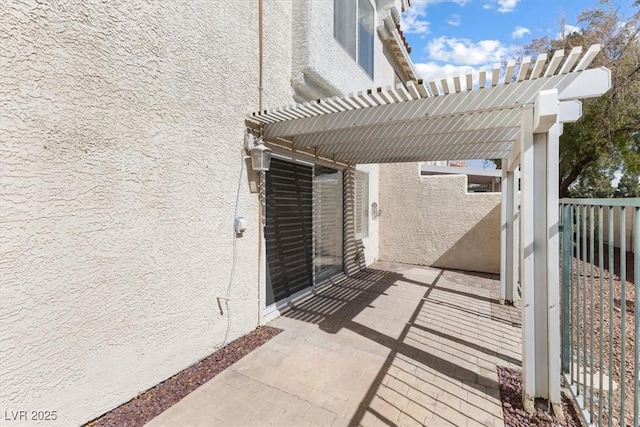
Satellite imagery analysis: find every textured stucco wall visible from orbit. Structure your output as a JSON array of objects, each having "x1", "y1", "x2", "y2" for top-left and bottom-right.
[
  {"x1": 379, "y1": 163, "x2": 502, "y2": 274},
  {"x1": 0, "y1": 0, "x2": 404, "y2": 424},
  {"x1": 0, "y1": 1, "x2": 293, "y2": 425}
]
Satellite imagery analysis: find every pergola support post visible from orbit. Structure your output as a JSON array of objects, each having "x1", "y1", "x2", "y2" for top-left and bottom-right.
[
  {"x1": 500, "y1": 160, "x2": 519, "y2": 305},
  {"x1": 520, "y1": 90, "x2": 563, "y2": 417},
  {"x1": 512, "y1": 168, "x2": 520, "y2": 307}
]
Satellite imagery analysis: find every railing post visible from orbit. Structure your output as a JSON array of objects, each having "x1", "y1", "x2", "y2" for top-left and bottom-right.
[
  {"x1": 561, "y1": 203, "x2": 571, "y2": 373},
  {"x1": 634, "y1": 206, "x2": 639, "y2": 427},
  {"x1": 620, "y1": 206, "x2": 627, "y2": 424}
]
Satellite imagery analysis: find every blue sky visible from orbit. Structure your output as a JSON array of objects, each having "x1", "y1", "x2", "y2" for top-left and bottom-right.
[
  {"x1": 400, "y1": 0, "x2": 635, "y2": 168},
  {"x1": 402, "y1": 0, "x2": 636, "y2": 84}
]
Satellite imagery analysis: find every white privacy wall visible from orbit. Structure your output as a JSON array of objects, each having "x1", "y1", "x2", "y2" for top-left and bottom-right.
[
  {"x1": 357, "y1": 164, "x2": 381, "y2": 265},
  {"x1": 0, "y1": 1, "x2": 293, "y2": 425},
  {"x1": 379, "y1": 163, "x2": 502, "y2": 274}
]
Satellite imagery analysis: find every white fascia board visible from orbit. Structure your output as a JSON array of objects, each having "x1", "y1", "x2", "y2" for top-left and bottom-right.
[
  {"x1": 558, "y1": 100, "x2": 582, "y2": 123},
  {"x1": 557, "y1": 67, "x2": 611, "y2": 100}
]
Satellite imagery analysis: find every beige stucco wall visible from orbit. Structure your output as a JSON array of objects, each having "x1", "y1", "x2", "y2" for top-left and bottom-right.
[
  {"x1": 0, "y1": 0, "x2": 406, "y2": 425},
  {"x1": 379, "y1": 163, "x2": 502, "y2": 274},
  {"x1": 0, "y1": 1, "x2": 294, "y2": 425}
]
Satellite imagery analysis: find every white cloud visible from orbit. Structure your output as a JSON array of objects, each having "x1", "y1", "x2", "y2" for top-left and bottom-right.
[
  {"x1": 415, "y1": 62, "x2": 483, "y2": 91},
  {"x1": 511, "y1": 26, "x2": 531, "y2": 39},
  {"x1": 401, "y1": 4, "x2": 430, "y2": 34},
  {"x1": 497, "y1": 0, "x2": 519, "y2": 13},
  {"x1": 420, "y1": 0, "x2": 470, "y2": 5},
  {"x1": 427, "y1": 36, "x2": 507, "y2": 65},
  {"x1": 447, "y1": 14, "x2": 462, "y2": 27},
  {"x1": 401, "y1": 0, "x2": 470, "y2": 34},
  {"x1": 482, "y1": 4, "x2": 493, "y2": 9}
]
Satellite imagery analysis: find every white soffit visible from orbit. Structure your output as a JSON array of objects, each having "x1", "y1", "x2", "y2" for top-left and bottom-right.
[{"x1": 249, "y1": 45, "x2": 610, "y2": 164}]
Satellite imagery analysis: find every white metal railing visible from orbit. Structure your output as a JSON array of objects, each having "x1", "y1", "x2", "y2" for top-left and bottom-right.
[{"x1": 559, "y1": 198, "x2": 639, "y2": 426}]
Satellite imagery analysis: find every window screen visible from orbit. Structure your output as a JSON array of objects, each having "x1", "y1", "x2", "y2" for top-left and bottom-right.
[
  {"x1": 358, "y1": 0, "x2": 374, "y2": 78},
  {"x1": 334, "y1": 0, "x2": 374, "y2": 79},
  {"x1": 334, "y1": 0, "x2": 357, "y2": 60}
]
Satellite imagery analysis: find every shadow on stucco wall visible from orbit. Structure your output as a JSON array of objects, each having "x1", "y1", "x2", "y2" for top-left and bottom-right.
[
  {"x1": 432, "y1": 204, "x2": 501, "y2": 274},
  {"x1": 378, "y1": 164, "x2": 501, "y2": 274}
]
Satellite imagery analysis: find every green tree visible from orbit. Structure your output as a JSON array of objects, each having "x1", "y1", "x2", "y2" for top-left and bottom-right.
[
  {"x1": 525, "y1": 1, "x2": 640, "y2": 197},
  {"x1": 615, "y1": 169, "x2": 640, "y2": 197},
  {"x1": 570, "y1": 166, "x2": 615, "y2": 197}
]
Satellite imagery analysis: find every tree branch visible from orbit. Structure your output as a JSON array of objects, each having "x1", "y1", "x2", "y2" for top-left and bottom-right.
[{"x1": 559, "y1": 156, "x2": 595, "y2": 198}]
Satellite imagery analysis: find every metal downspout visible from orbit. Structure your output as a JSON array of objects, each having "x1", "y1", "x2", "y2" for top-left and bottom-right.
[{"x1": 257, "y1": 0, "x2": 264, "y2": 326}]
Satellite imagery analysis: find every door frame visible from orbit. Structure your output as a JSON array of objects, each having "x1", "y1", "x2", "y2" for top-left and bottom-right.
[{"x1": 260, "y1": 153, "x2": 346, "y2": 322}]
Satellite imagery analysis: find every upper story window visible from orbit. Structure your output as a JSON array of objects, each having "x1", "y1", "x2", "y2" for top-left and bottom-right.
[{"x1": 334, "y1": 0, "x2": 375, "y2": 79}]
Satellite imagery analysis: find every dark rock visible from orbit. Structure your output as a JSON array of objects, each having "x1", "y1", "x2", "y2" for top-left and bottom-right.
[
  {"x1": 497, "y1": 366, "x2": 584, "y2": 427},
  {"x1": 84, "y1": 326, "x2": 283, "y2": 427}
]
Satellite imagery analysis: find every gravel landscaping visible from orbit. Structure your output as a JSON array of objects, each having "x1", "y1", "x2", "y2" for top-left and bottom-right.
[
  {"x1": 498, "y1": 367, "x2": 585, "y2": 427},
  {"x1": 85, "y1": 326, "x2": 282, "y2": 427}
]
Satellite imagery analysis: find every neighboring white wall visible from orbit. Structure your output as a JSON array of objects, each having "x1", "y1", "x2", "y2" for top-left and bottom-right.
[
  {"x1": 379, "y1": 163, "x2": 502, "y2": 274},
  {"x1": 357, "y1": 164, "x2": 381, "y2": 265},
  {"x1": 0, "y1": 1, "x2": 293, "y2": 425}
]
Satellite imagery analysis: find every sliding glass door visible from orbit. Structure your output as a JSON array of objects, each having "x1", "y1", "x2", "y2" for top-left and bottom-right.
[
  {"x1": 313, "y1": 166, "x2": 344, "y2": 283},
  {"x1": 264, "y1": 159, "x2": 344, "y2": 309}
]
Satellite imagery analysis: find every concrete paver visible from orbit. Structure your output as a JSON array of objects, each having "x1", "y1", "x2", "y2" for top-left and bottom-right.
[{"x1": 145, "y1": 262, "x2": 521, "y2": 426}]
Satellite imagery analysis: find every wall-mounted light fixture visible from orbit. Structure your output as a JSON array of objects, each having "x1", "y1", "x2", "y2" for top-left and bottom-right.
[
  {"x1": 245, "y1": 133, "x2": 272, "y2": 172},
  {"x1": 371, "y1": 202, "x2": 382, "y2": 219}
]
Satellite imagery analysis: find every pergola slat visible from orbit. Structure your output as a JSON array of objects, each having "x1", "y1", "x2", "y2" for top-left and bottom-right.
[{"x1": 249, "y1": 45, "x2": 606, "y2": 166}]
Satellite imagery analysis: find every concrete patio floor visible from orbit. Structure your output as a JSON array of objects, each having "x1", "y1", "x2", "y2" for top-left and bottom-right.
[{"x1": 146, "y1": 262, "x2": 522, "y2": 427}]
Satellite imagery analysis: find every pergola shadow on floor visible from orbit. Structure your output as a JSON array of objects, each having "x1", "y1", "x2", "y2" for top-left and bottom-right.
[
  {"x1": 282, "y1": 262, "x2": 521, "y2": 426},
  {"x1": 146, "y1": 262, "x2": 521, "y2": 427}
]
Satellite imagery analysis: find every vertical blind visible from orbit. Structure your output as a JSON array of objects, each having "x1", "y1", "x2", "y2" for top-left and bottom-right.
[{"x1": 265, "y1": 158, "x2": 313, "y2": 306}]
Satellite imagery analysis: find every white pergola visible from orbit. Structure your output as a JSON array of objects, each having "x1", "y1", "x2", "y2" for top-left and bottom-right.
[{"x1": 249, "y1": 45, "x2": 611, "y2": 413}]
